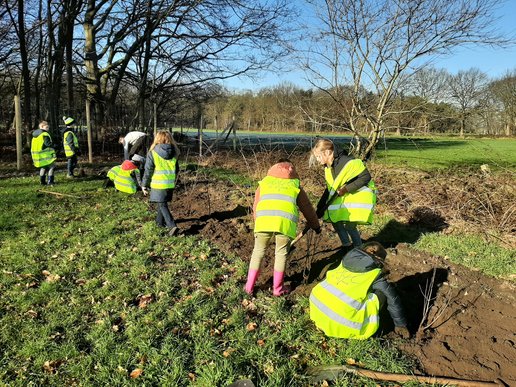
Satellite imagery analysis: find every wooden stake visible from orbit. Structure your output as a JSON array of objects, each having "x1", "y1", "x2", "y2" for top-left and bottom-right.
[
  {"x1": 15, "y1": 95, "x2": 23, "y2": 170},
  {"x1": 38, "y1": 189, "x2": 83, "y2": 199}
]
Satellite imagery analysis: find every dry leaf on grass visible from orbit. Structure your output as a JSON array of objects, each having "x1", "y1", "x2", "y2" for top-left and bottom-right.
[
  {"x1": 129, "y1": 368, "x2": 143, "y2": 378},
  {"x1": 246, "y1": 322, "x2": 257, "y2": 331},
  {"x1": 138, "y1": 294, "x2": 154, "y2": 308},
  {"x1": 257, "y1": 339, "x2": 265, "y2": 346}
]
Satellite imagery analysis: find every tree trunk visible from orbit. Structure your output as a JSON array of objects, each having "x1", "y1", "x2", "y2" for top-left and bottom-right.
[{"x1": 83, "y1": 0, "x2": 105, "y2": 134}]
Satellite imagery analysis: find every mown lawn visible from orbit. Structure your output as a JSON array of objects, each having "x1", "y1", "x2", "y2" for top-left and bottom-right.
[
  {"x1": 372, "y1": 137, "x2": 516, "y2": 171},
  {"x1": 0, "y1": 175, "x2": 413, "y2": 386}
]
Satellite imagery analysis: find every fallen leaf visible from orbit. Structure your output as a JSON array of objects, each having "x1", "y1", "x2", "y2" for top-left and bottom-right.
[
  {"x1": 138, "y1": 294, "x2": 154, "y2": 308},
  {"x1": 246, "y1": 322, "x2": 257, "y2": 332},
  {"x1": 223, "y1": 348, "x2": 236, "y2": 357},
  {"x1": 188, "y1": 372, "x2": 196, "y2": 381},
  {"x1": 26, "y1": 310, "x2": 38, "y2": 318},
  {"x1": 257, "y1": 339, "x2": 265, "y2": 346},
  {"x1": 129, "y1": 368, "x2": 143, "y2": 378},
  {"x1": 117, "y1": 366, "x2": 126, "y2": 373}
]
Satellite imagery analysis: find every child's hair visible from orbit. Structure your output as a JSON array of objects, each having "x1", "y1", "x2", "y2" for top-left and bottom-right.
[
  {"x1": 150, "y1": 130, "x2": 180, "y2": 155},
  {"x1": 39, "y1": 120, "x2": 48, "y2": 129},
  {"x1": 312, "y1": 138, "x2": 334, "y2": 153},
  {"x1": 362, "y1": 241, "x2": 387, "y2": 260},
  {"x1": 118, "y1": 135, "x2": 125, "y2": 144},
  {"x1": 309, "y1": 138, "x2": 335, "y2": 167}
]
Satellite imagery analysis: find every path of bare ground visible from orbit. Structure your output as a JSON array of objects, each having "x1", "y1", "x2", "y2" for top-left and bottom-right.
[{"x1": 167, "y1": 170, "x2": 515, "y2": 385}]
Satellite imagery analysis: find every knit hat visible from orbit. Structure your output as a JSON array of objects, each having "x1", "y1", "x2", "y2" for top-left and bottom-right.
[{"x1": 63, "y1": 116, "x2": 75, "y2": 126}]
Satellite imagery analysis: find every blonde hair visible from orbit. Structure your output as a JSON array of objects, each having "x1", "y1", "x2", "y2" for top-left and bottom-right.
[
  {"x1": 150, "y1": 130, "x2": 180, "y2": 155},
  {"x1": 39, "y1": 120, "x2": 48, "y2": 129},
  {"x1": 309, "y1": 138, "x2": 335, "y2": 167}
]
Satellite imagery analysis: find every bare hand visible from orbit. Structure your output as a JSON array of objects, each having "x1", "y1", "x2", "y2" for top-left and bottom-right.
[
  {"x1": 142, "y1": 187, "x2": 149, "y2": 196},
  {"x1": 337, "y1": 186, "x2": 348, "y2": 196}
]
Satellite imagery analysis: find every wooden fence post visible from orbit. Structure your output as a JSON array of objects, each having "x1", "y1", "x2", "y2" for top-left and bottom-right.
[
  {"x1": 15, "y1": 95, "x2": 23, "y2": 170},
  {"x1": 86, "y1": 99, "x2": 93, "y2": 163}
]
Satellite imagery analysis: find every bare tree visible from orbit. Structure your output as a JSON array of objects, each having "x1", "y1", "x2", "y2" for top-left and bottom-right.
[
  {"x1": 304, "y1": 0, "x2": 510, "y2": 158},
  {"x1": 489, "y1": 70, "x2": 516, "y2": 136},
  {"x1": 448, "y1": 68, "x2": 488, "y2": 137}
]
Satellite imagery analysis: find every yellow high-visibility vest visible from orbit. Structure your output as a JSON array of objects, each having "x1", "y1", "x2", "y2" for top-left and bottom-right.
[
  {"x1": 310, "y1": 265, "x2": 381, "y2": 339},
  {"x1": 107, "y1": 166, "x2": 121, "y2": 181},
  {"x1": 150, "y1": 151, "x2": 176, "y2": 189},
  {"x1": 114, "y1": 168, "x2": 137, "y2": 194},
  {"x1": 323, "y1": 159, "x2": 376, "y2": 224},
  {"x1": 31, "y1": 131, "x2": 56, "y2": 167},
  {"x1": 254, "y1": 176, "x2": 300, "y2": 239},
  {"x1": 63, "y1": 131, "x2": 79, "y2": 157}
]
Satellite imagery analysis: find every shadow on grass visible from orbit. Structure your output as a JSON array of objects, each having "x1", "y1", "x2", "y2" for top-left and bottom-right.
[
  {"x1": 379, "y1": 137, "x2": 466, "y2": 151},
  {"x1": 370, "y1": 208, "x2": 448, "y2": 248}
]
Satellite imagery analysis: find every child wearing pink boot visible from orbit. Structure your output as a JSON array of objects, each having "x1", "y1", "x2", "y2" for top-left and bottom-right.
[{"x1": 244, "y1": 160, "x2": 320, "y2": 296}]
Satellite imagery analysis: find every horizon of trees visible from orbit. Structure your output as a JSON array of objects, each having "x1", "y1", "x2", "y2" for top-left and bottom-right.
[{"x1": 0, "y1": 0, "x2": 514, "y2": 156}]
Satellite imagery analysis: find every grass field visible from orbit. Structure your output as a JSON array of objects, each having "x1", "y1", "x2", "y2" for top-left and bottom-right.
[
  {"x1": 0, "y1": 176, "x2": 414, "y2": 386},
  {"x1": 372, "y1": 137, "x2": 516, "y2": 171}
]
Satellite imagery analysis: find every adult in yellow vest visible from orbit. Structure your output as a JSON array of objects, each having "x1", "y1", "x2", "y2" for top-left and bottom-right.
[
  {"x1": 310, "y1": 242, "x2": 409, "y2": 339},
  {"x1": 31, "y1": 120, "x2": 56, "y2": 185},
  {"x1": 141, "y1": 131, "x2": 180, "y2": 236},
  {"x1": 244, "y1": 160, "x2": 320, "y2": 296},
  {"x1": 62, "y1": 116, "x2": 81, "y2": 178},
  {"x1": 311, "y1": 138, "x2": 376, "y2": 248},
  {"x1": 103, "y1": 154, "x2": 144, "y2": 193}
]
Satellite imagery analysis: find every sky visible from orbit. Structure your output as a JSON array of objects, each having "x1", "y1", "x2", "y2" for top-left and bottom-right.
[{"x1": 223, "y1": 0, "x2": 516, "y2": 92}]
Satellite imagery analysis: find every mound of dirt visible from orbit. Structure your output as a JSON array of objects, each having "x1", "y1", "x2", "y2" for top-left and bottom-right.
[{"x1": 169, "y1": 176, "x2": 515, "y2": 385}]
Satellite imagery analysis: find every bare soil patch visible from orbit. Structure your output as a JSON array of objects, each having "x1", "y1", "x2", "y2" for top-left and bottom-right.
[{"x1": 168, "y1": 171, "x2": 515, "y2": 385}]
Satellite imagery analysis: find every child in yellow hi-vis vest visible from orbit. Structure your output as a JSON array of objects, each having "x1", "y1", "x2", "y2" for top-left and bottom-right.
[
  {"x1": 31, "y1": 120, "x2": 57, "y2": 186},
  {"x1": 244, "y1": 160, "x2": 320, "y2": 296},
  {"x1": 141, "y1": 131, "x2": 180, "y2": 236},
  {"x1": 311, "y1": 138, "x2": 376, "y2": 248}
]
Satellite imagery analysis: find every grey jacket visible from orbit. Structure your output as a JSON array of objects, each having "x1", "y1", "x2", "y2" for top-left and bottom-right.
[
  {"x1": 341, "y1": 248, "x2": 407, "y2": 328},
  {"x1": 316, "y1": 152, "x2": 372, "y2": 217},
  {"x1": 142, "y1": 143, "x2": 179, "y2": 202}
]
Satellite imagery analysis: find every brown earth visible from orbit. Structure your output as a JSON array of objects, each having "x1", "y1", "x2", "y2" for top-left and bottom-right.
[{"x1": 166, "y1": 168, "x2": 516, "y2": 386}]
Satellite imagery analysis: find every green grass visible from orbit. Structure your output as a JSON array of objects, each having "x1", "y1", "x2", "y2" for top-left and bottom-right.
[
  {"x1": 0, "y1": 173, "x2": 414, "y2": 385},
  {"x1": 373, "y1": 137, "x2": 516, "y2": 171}
]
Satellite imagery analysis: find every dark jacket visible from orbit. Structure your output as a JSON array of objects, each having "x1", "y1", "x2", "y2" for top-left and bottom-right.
[
  {"x1": 342, "y1": 248, "x2": 407, "y2": 328},
  {"x1": 142, "y1": 143, "x2": 179, "y2": 202},
  {"x1": 316, "y1": 152, "x2": 371, "y2": 217},
  {"x1": 32, "y1": 129, "x2": 54, "y2": 149}
]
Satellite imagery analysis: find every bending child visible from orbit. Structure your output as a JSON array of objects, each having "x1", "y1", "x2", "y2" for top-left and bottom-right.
[
  {"x1": 244, "y1": 160, "x2": 320, "y2": 296},
  {"x1": 141, "y1": 131, "x2": 180, "y2": 236},
  {"x1": 311, "y1": 138, "x2": 376, "y2": 248},
  {"x1": 104, "y1": 154, "x2": 144, "y2": 193}
]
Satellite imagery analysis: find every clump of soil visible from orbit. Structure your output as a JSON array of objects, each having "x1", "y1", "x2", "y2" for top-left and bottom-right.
[{"x1": 170, "y1": 174, "x2": 515, "y2": 385}]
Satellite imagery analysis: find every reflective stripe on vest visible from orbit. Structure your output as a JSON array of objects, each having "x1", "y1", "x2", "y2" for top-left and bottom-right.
[
  {"x1": 107, "y1": 166, "x2": 121, "y2": 181},
  {"x1": 323, "y1": 159, "x2": 376, "y2": 225},
  {"x1": 114, "y1": 169, "x2": 137, "y2": 194},
  {"x1": 31, "y1": 132, "x2": 56, "y2": 167},
  {"x1": 63, "y1": 131, "x2": 79, "y2": 157},
  {"x1": 254, "y1": 176, "x2": 300, "y2": 239},
  {"x1": 309, "y1": 265, "x2": 381, "y2": 339},
  {"x1": 150, "y1": 151, "x2": 176, "y2": 189}
]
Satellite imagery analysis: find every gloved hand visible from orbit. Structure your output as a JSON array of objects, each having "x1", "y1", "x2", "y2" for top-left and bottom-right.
[
  {"x1": 394, "y1": 326, "x2": 410, "y2": 339},
  {"x1": 142, "y1": 187, "x2": 149, "y2": 196}
]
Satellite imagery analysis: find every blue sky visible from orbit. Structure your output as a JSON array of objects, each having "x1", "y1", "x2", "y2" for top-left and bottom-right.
[{"x1": 224, "y1": 0, "x2": 516, "y2": 92}]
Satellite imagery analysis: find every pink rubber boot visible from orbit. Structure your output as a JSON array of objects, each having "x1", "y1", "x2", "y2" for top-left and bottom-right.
[
  {"x1": 244, "y1": 269, "x2": 259, "y2": 295},
  {"x1": 273, "y1": 271, "x2": 290, "y2": 296}
]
